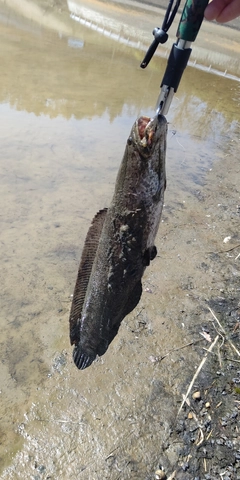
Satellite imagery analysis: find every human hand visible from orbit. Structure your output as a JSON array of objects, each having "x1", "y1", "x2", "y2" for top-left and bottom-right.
[{"x1": 204, "y1": 0, "x2": 240, "y2": 23}]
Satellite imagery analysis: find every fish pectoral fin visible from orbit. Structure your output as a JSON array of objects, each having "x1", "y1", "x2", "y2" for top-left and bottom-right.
[
  {"x1": 69, "y1": 208, "x2": 108, "y2": 346},
  {"x1": 143, "y1": 246, "x2": 157, "y2": 266},
  {"x1": 73, "y1": 345, "x2": 96, "y2": 370}
]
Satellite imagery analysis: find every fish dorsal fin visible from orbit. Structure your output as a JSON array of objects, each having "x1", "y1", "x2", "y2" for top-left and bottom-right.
[{"x1": 69, "y1": 208, "x2": 108, "y2": 345}]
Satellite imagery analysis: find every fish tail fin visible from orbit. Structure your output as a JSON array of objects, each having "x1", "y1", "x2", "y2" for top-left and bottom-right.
[{"x1": 73, "y1": 345, "x2": 96, "y2": 370}]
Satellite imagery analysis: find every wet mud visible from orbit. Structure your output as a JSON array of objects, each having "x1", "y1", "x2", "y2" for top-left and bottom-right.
[{"x1": 0, "y1": 1, "x2": 239, "y2": 479}]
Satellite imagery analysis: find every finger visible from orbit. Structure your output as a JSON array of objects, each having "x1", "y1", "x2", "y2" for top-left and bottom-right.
[
  {"x1": 204, "y1": 0, "x2": 230, "y2": 21},
  {"x1": 217, "y1": 0, "x2": 240, "y2": 22},
  {"x1": 205, "y1": 0, "x2": 240, "y2": 23}
]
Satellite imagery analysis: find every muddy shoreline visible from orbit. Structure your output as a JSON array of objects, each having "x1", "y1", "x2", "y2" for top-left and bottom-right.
[{"x1": 0, "y1": 1, "x2": 239, "y2": 479}]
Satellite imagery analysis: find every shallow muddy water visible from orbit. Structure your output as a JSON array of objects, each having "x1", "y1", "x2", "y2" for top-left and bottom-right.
[{"x1": 0, "y1": 1, "x2": 240, "y2": 479}]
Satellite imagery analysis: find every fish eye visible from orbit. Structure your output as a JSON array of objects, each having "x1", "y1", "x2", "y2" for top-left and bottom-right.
[{"x1": 127, "y1": 137, "x2": 132, "y2": 146}]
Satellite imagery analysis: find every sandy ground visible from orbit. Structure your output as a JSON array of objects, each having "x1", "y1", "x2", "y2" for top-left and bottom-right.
[{"x1": 0, "y1": 1, "x2": 239, "y2": 479}]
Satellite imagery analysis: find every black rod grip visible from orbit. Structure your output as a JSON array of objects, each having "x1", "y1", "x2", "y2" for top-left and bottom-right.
[{"x1": 160, "y1": 43, "x2": 192, "y2": 92}]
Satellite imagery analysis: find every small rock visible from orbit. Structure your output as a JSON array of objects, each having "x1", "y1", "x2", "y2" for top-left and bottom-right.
[
  {"x1": 182, "y1": 462, "x2": 189, "y2": 471},
  {"x1": 37, "y1": 465, "x2": 46, "y2": 473},
  {"x1": 223, "y1": 236, "x2": 231, "y2": 243},
  {"x1": 205, "y1": 402, "x2": 211, "y2": 408},
  {"x1": 149, "y1": 356, "x2": 159, "y2": 363},
  {"x1": 155, "y1": 469, "x2": 166, "y2": 479},
  {"x1": 192, "y1": 391, "x2": 201, "y2": 400}
]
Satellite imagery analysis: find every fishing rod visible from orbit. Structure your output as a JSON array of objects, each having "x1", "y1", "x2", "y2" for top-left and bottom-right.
[{"x1": 140, "y1": 0, "x2": 210, "y2": 115}]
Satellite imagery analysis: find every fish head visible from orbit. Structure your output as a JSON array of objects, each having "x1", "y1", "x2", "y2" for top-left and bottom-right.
[
  {"x1": 132, "y1": 114, "x2": 167, "y2": 158},
  {"x1": 122, "y1": 115, "x2": 167, "y2": 203}
]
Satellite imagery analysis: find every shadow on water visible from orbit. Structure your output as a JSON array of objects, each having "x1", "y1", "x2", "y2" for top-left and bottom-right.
[{"x1": 0, "y1": 0, "x2": 239, "y2": 477}]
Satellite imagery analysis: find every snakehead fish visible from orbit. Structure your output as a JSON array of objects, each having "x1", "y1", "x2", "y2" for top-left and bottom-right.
[{"x1": 69, "y1": 114, "x2": 167, "y2": 369}]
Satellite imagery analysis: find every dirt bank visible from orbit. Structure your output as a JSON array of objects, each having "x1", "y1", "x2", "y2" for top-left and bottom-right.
[{"x1": 0, "y1": 1, "x2": 239, "y2": 479}]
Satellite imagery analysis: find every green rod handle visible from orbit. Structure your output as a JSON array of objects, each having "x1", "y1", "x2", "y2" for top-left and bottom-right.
[{"x1": 177, "y1": 0, "x2": 209, "y2": 42}]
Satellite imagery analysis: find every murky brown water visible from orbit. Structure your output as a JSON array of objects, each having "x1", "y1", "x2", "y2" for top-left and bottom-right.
[{"x1": 0, "y1": 1, "x2": 239, "y2": 478}]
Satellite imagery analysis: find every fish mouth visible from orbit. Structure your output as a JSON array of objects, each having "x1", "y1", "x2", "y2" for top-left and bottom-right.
[
  {"x1": 138, "y1": 116, "x2": 154, "y2": 147},
  {"x1": 138, "y1": 116, "x2": 151, "y2": 141},
  {"x1": 136, "y1": 115, "x2": 166, "y2": 149}
]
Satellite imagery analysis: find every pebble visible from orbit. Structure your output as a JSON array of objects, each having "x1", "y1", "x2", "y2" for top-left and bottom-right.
[
  {"x1": 155, "y1": 469, "x2": 166, "y2": 479},
  {"x1": 192, "y1": 391, "x2": 201, "y2": 400},
  {"x1": 223, "y1": 236, "x2": 231, "y2": 243}
]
